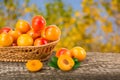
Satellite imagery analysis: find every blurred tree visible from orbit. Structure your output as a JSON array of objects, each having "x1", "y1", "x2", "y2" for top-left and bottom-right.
[{"x1": 0, "y1": 0, "x2": 39, "y2": 28}]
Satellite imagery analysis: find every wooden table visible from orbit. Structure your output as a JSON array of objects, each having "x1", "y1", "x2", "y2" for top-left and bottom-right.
[{"x1": 0, "y1": 52, "x2": 120, "y2": 80}]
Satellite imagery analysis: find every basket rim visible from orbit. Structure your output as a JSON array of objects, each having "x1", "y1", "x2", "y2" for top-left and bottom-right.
[{"x1": 0, "y1": 38, "x2": 60, "y2": 48}]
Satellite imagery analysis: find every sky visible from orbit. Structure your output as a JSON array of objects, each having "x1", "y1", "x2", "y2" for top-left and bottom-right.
[
  {"x1": 19, "y1": 0, "x2": 83, "y2": 23},
  {"x1": 21, "y1": 0, "x2": 82, "y2": 11}
]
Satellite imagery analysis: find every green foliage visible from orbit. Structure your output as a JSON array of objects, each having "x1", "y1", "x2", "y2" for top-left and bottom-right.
[
  {"x1": 0, "y1": 0, "x2": 120, "y2": 52},
  {"x1": 48, "y1": 56, "x2": 59, "y2": 69},
  {"x1": 73, "y1": 58, "x2": 81, "y2": 69}
]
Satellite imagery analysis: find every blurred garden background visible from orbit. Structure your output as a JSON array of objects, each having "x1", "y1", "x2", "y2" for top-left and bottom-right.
[{"x1": 0, "y1": 0, "x2": 120, "y2": 52}]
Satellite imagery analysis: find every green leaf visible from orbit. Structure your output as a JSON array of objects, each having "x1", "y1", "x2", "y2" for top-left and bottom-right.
[
  {"x1": 48, "y1": 56, "x2": 59, "y2": 69},
  {"x1": 73, "y1": 58, "x2": 79, "y2": 63},
  {"x1": 73, "y1": 58, "x2": 81, "y2": 69},
  {"x1": 73, "y1": 62, "x2": 81, "y2": 69},
  {"x1": 51, "y1": 56, "x2": 58, "y2": 65},
  {"x1": 48, "y1": 61, "x2": 59, "y2": 69}
]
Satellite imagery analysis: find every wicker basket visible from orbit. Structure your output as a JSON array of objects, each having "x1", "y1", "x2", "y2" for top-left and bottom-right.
[{"x1": 0, "y1": 39, "x2": 59, "y2": 62}]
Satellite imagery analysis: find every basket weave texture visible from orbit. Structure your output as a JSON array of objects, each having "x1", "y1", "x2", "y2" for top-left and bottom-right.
[{"x1": 0, "y1": 39, "x2": 59, "y2": 62}]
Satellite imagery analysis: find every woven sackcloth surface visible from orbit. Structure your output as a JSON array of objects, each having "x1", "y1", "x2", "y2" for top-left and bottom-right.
[{"x1": 0, "y1": 52, "x2": 120, "y2": 80}]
